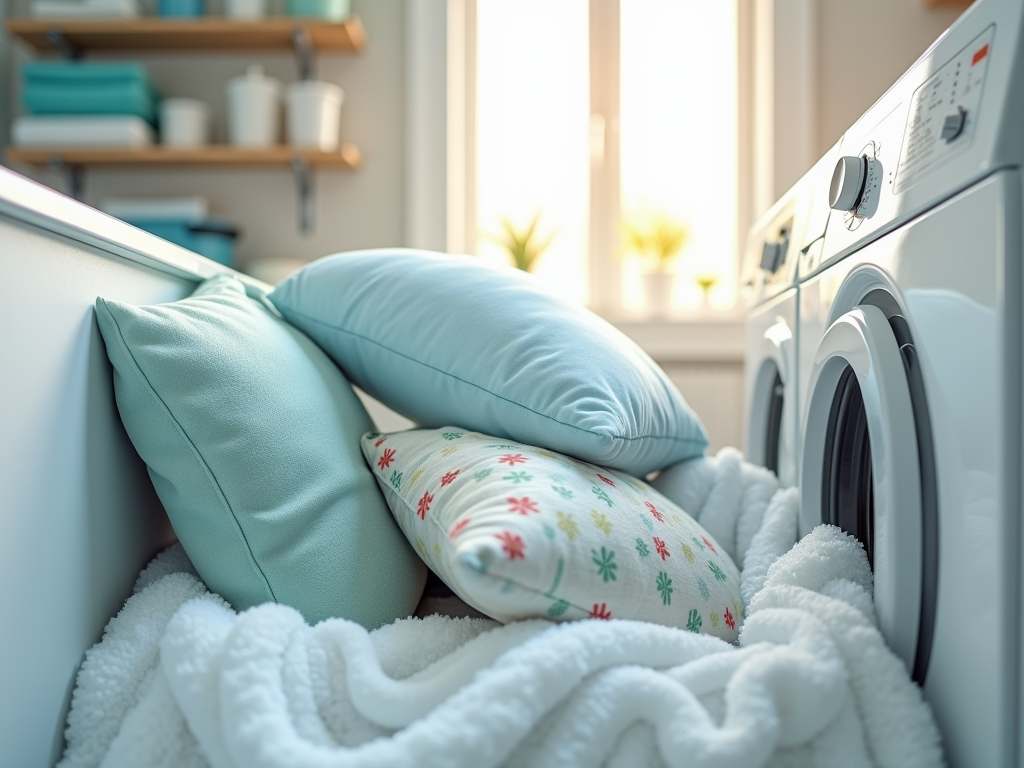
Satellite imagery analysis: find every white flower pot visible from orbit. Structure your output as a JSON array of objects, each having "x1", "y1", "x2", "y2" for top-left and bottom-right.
[{"x1": 642, "y1": 270, "x2": 675, "y2": 317}]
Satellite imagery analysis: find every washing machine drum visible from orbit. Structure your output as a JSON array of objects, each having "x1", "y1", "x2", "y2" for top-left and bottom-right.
[{"x1": 801, "y1": 294, "x2": 937, "y2": 686}]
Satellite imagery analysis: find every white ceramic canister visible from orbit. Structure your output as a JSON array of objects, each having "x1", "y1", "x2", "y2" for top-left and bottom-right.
[
  {"x1": 225, "y1": 65, "x2": 282, "y2": 147},
  {"x1": 285, "y1": 80, "x2": 344, "y2": 151},
  {"x1": 225, "y1": 0, "x2": 265, "y2": 19},
  {"x1": 160, "y1": 97, "x2": 210, "y2": 147}
]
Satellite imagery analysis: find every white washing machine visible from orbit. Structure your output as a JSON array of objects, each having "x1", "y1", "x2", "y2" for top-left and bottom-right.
[
  {"x1": 743, "y1": 151, "x2": 836, "y2": 487},
  {"x1": 793, "y1": 1, "x2": 1023, "y2": 765}
]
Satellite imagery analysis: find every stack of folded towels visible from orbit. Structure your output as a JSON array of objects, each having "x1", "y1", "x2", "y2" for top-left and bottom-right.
[
  {"x1": 30, "y1": 0, "x2": 139, "y2": 17},
  {"x1": 12, "y1": 62, "x2": 159, "y2": 148}
]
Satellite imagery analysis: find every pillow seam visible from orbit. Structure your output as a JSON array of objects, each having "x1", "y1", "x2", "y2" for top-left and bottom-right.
[
  {"x1": 281, "y1": 306, "x2": 705, "y2": 446},
  {"x1": 96, "y1": 301, "x2": 278, "y2": 604}
]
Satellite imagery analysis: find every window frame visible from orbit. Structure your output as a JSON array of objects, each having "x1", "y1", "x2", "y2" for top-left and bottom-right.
[{"x1": 447, "y1": 0, "x2": 759, "y2": 318}]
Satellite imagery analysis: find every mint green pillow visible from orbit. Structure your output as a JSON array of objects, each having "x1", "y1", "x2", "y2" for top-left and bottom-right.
[{"x1": 94, "y1": 274, "x2": 426, "y2": 628}]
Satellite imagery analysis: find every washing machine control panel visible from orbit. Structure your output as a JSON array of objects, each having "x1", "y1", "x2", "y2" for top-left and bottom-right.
[
  {"x1": 894, "y1": 25, "x2": 994, "y2": 193},
  {"x1": 811, "y1": 20, "x2": 1000, "y2": 277}
]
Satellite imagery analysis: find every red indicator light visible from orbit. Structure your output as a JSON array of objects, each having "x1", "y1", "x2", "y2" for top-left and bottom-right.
[{"x1": 972, "y1": 44, "x2": 989, "y2": 66}]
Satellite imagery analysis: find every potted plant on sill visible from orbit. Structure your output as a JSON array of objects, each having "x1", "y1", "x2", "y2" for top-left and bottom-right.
[
  {"x1": 695, "y1": 273, "x2": 719, "y2": 310},
  {"x1": 622, "y1": 213, "x2": 690, "y2": 317},
  {"x1": 490, "y1": 212, "x2": 557, "y2": 273}
]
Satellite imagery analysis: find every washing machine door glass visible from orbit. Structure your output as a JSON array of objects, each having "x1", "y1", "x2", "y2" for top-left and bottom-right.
[{"x1": 801, "y1": 304, "x2": 923, "y2": 677}]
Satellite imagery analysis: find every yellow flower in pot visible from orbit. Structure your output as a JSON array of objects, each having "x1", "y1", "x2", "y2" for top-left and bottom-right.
[{"x1": 621, "y1": 213, "x2": 689, "y2": 317}]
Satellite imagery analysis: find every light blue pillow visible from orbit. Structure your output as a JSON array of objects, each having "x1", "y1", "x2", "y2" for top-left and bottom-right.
[
  {"x1": 270, "y1": 250, "x2": 708, "y2": 476},
  {"x1": 95, "y1": 274, "x2": 426, "y2": 628}
]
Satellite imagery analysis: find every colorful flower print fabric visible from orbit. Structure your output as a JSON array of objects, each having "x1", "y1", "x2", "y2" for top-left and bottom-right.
[{"x1": 361, "y1": 428, "x2": 743, "y2": 641}]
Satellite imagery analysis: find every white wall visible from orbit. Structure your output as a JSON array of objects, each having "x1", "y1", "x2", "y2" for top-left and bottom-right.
[
  {"x1": 663, "y1": 361, "x2": 745, "y2": 455},
  {"x1": 404, "y1": 0, "x2": 449, "y2": 253},
  {"x1": 0, "y1": 0, "x2": 10, "y2": 153},
  {"x1": 5, "y1": 0, "x2": 449, "y2": 274}
]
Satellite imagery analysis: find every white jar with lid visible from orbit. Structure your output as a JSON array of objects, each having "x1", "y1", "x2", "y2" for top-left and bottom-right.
[
  {"x1": 160, "y1": 97, "x2": 210, "y2": 147},
  {"x1": 286, "y1": 80, "x2": 344, "y2": 151},
  {"x1": 225, "y1": 65, "x2": 281, "y2": 147},
  {"x1": 225, "y1": 0, "x2": 265, "y2": 19}
]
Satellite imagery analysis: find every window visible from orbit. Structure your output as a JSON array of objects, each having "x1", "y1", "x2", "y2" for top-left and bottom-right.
[
  {"x1": 474, "y1": 1, "x2": 590, "y2": 305},
  {"x1": 472, "y1": 0, "x2": 741, "y2": 316}
]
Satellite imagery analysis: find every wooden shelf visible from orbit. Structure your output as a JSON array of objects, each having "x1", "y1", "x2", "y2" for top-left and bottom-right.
[
  {"x1": 6, "y1": 144, "x2": 361, "y2": 232},
  {"x1": 5, "y1": 16, "x2": 366, "y2": 54},
  {"x1": 6, "y1": 144, "x2": 362, "y2": 169},
  {"x1": 5, "y1": 17, "x2": 367, "y2": 232}
]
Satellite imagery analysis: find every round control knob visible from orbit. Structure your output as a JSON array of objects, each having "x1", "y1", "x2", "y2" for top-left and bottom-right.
[{"x1": 829, "y1": 155, "x2": 867, "y2": 212}]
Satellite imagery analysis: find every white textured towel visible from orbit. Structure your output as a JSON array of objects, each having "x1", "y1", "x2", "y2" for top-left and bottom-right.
[{"x1": 58, "y1": 451, "x2": 944, "y2": 768}]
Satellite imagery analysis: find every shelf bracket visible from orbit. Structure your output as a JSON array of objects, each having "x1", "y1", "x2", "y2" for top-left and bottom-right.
[
  {"x1": 291, "y1": 27, "x2": 314, "y2": 81},
  {"x1": 46, "y1": 27, "x2": 82, "y2": 60},
  {"x1": 291, "y1": 156, "x2": 315, "y2": 234},
  {"x1": 47, "y1": 157, "x2": 84, "y2": 200}
]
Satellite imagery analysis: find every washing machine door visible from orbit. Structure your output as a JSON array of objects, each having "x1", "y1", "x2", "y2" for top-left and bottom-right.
[
  {"x1": 801, "y1": 303, "x2": 923, "y2": 676},
  {"x1": 747, "y1": 318, "x2": 795, "y2": 486}
]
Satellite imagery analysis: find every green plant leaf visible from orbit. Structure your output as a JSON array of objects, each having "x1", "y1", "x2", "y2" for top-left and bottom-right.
[
  {"x1": 620, "y1": 213, "x2": 690, "y2": 269},
  {"x1": 486, "y1": 212, "x2": 557, "y2": 272}
]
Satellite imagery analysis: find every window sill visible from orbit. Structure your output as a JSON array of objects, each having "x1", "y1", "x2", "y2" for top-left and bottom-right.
[{"x1": 606, "y1": 311, "x2": 744, "y2": 363}]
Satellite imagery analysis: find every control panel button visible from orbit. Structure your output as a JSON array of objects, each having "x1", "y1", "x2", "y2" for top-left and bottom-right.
[
  {"x1": 759, "y1": 232, "x2": 790, "y2": 275},
  {"x1": 941, "y1": 106, "x2": 967, "y2": 143},
  {"x1": 829, "y1": 155, "x2": 867, "y2": 212},
  {"x1": 760, "y1": 241, "x2": 781, "y2": 273}
]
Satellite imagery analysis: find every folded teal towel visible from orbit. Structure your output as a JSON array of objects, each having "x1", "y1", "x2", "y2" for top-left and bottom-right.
[
  {"x1": 22, "y1": 81, "x2": 158, "y2": 123},
  {"x1": 22, "y1": 61, "x2": 153, "y2": 87}
]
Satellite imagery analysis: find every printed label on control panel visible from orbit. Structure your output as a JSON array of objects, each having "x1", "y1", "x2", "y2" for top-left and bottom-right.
[{"x1": 894, "y1": 25, "x2": 995, "y2": 194}]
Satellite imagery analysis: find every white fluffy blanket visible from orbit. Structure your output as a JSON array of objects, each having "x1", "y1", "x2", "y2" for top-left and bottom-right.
[{"x1": 58, "y1": 449, "x2": 944, "y2": 768}]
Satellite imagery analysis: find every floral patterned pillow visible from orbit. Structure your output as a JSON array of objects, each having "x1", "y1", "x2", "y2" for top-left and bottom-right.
[{"x1": 361, "y1": 428, "x2": 743, "y2": 641}]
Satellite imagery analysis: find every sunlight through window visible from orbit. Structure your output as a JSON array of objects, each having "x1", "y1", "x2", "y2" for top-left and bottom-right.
[
  {"x1": 475, "y1": 0, "x2": 738, "y2": 314},
  {"x1": 620, "y1": 1, "x2": 738, "y2": 312},
  {"x1": 475, "y1": 0, "x2": 590, "y2": 304}
]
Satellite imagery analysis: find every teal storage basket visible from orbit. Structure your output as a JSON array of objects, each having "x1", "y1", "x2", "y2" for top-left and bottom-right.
[{"x1": 128, "y1": 218, "x2": 238, "y2": 267}]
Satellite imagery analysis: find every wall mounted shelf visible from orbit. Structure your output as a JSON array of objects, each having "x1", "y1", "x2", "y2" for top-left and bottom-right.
[
  {"x1": 6, "y1": 144, "x2": 362, "y2": 232},
  {"x1": 5, "y1": 17, "x2": 367, "y2": 55},
  {"x1": 6, "y1": 144, "x2": 362, "y2": 169},
  {"x1": 5, "y1": 17, "x2": 367, "y2": 233}
]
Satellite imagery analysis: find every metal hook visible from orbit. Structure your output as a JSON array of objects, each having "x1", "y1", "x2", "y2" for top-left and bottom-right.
[
  {"x1": 47, "y1": 157, "x2": 84, "y2": 200},
  {"x1": 46, "y1": 27, "x2": 82, "y2": 60},
  {"x1": 291, "y1": 156, "x2": 314, "y2": 234},
  {"x1": 291, "y1": 27, "x2": 314, "y2": 81}
]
